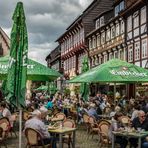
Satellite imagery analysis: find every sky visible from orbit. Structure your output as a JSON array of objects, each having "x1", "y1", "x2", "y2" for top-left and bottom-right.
[{"x1": 0, "y1": 0, "x2": 93, "y2": 65}]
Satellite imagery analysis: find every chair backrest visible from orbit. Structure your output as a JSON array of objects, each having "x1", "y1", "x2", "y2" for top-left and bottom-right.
[
  {"x1": 55, "y1": 112, "x2": 66, "y2": 121},
  {"x1": 0, "y1": 117, "x2": 10, "y2": 131},
  {"x1": 98, "y1": 122, "x2": 111, "y2": 137},
  {"x1": 98, "y1": 119, "x2": 111, "y2": 125},
  {"x1": 83, "y1": 114, "x2": 89, "y2": 123},
  {"x1": 88, "y1": 116, "x2": 96, "y2": 125},
  {"x1": 25, "y1": 128, "x2": 41, "y2": 146},
  {"x1": 120, "y1": 116, "x2": 130, "y2": 124},
  {"x1": 63, "y1": 119, "x2": 75, "y2": 128},
  {"x1": 23, "y1": 111, "x2": 30, "y2": 121}
]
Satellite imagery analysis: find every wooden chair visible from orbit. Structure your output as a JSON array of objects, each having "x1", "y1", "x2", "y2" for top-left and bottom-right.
[
  {"x1": 62, "y1": 119, "x2": 76, "y2": 148},
  {"x1": 54, "y1": 112, "x2": 66, "y2": 121},
  {"x1": 88, "y1": 116, "x2": 98, "y2": 139},
  {"x1": 82, "y1": 114, "x2": 90, "y2": 133},
  {"x1": 98, "y1": 121, "x2": 111, "y2": 148},
  {"x1": 0, "y1": 117, "x2": 11, "y2": 138},
  {"x1": 120, "y1": 116, "x2": 130, "y2": 125},
  {"x1": 25, "y1": 128, "x2": 52, "y2": 148},
  {"x1": 0, "y1": 127, "x2": 7, "y2": 148}
]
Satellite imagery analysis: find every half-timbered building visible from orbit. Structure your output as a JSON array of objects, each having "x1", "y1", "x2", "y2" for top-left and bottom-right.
[{"x1": 56, "y1": 0, "x2": 114, "y2": 81}]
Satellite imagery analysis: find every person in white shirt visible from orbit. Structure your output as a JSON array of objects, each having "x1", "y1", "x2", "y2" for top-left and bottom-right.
[
  {"x1": 24, "y1": 109, "x2": 57, "y2": 148},
  {"x1": 0, "y1": 102, "x2": 11, "y2": 120}
]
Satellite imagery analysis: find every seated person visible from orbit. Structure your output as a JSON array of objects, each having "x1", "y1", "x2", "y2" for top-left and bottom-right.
[
  {"x1": 0, "y1": 102, "x2": 11, "y2": 120},
  {"x1": 109, "y1": 112, "x2": 128, "y2": 148},
  {"x1": 87, "y1": 103, "x2": 99, "y2": 120},
  {"x1": 129, "y1": 110, "x2": 148, "y2": 148},
  {"x1": 24, "y1": 109, "x2": 56, "y2": 148}
]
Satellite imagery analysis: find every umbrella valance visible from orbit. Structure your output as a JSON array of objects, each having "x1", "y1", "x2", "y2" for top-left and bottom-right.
[
  {"x1": 69, "y1": 59, "x2": 148, "y2": 83},
  {"x1": 0, "y1": 56, "x2": 61, "y2": 81}
]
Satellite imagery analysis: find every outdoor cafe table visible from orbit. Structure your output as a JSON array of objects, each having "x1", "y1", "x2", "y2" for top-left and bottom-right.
[
  {"x1": 112, "y1": 130, "x2": 148, "y2": 148},
  {"x1": 48, "y1": 127, "x2": 76, "y2": 148}
]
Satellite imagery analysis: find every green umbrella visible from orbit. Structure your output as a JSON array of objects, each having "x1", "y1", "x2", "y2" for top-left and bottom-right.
[
  {"x1": 69, "y1": 59, "x2": 148, "y2": 83},
  {"x1": 6, "y1": 2, "x2": 28, "y2": 107},
  {"x1": 35, "y1": 85, "x2": 48, "y2": 91},
  {"x1": 0, "y1": 55, "x2": 61, "y2": 81},
  {"x1": 6, "y1": 2, "x2": 28, "y2": 148},
  {"x1": 80, "y1": 57, "x2": 89, "y2": 101}
]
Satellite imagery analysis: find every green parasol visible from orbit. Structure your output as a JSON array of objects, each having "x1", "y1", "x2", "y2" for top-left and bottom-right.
[
  {"x1": 0, "y1": 55, "x2": 61, "y2": 81},
  {"x1": 6, "y1": 2, "x2": 28, "y2": 107},
  {"x1": 35, "y1": 85, "x2": 48, "y2": 91},
  {"x1": 69, "y1": 59, "x2": 148, "y2": 83},
  {"x1": 6, "y1": 2, "x2": 28, "y2": 148},
  {"x1": 80, "y1": 57, "x2": 89, "y2": 101}
]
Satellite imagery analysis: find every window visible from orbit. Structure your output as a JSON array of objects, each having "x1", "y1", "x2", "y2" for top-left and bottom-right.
[
  {"x1": 133, "y1": 11, "x2": 139, "y2": 28},
  {"x1": 127, "y1": 16, "x2": 132, "y2": 32},
  {"x1": 135, "y1": 42, "x2": 140, "y2": 60},
  {"x1": 111, "y1": 26, "x2": 115, "y2": 39},
  {"x1": 96, "y1": 19, "x2": 100, "y2": 29},
  {"x1": 128, "y1": 45, "x2": 133, "y2": 62},
  {"x1": 106, "y1": 29, "x2": 110, "y2": 41},
  {"x1": 120, "y1": 1, "x2": 125, "y2": 11},
  {"x1": 141, "y1": 6, "x2": 146, "y2": 25},
  {"x1": 101, "y1": 32, "x2": 105, "y2": 44},
  {"x1": 100, "y1": 16, "x2": 104, "y2": 27},
  {"x1": 121, "y1": 20, "x2": 124, "y2": 34},
  {"x1": 119, "y1": 50, "x2": 124, "y2": 60},
  {"x1": 92, "y1": 36, "x2": 96, "y2": 48},
  {"x1": 116, "y1": 23, "x2": 120, "y2": 36},
  {"x1": 97, "y1": 35, "x2": 100, "y2": 46},
  {"x1": 114, "y1": 51, "x2": 118, "y2": 58},
  {"x1": 115, "y1": 5, "x2": 119, "y2": 16},
  {"x1": 109, "y1": 52, "x2": 113, "y2": 60},
  {"x1": 104, "y1": 54, "x2": 108, "y2": 63},
  {"x1": 89, "y1": 39, "x2": 92, "y2": 49},
  {"x1": 142, "y1": 39, "x2": 147, "y2": 58}
]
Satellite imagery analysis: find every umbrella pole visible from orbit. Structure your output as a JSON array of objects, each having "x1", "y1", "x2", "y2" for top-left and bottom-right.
[
  {"x1": 114, "y1": 83, "x2": 116, "y2": 102},
  {"x1": 19, "y1": 108, "x2": 22, "y2": 148}
]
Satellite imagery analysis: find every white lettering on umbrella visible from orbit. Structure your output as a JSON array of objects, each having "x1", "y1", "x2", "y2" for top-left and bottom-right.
[{"x1": 110, "y1": 70, "x2": 147, "y2": 77}]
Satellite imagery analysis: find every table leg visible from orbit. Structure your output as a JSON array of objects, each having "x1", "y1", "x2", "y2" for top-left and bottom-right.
[
  {"x1": 72, "y1": 130, "x2": 76, "y2": 148},
  {"x1": 59, "y1": 133, "x2": 63, "y2": 148},
  {"x1": 138, "y1": 137, "x2": 141, "y2": 148},
  {"x1": 112, "y1": 134, "x2": 115, "y2": 148}
]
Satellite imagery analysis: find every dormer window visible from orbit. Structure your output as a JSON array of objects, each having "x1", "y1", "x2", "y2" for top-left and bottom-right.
[
  {"x1": 115, "y1": 0, "x2": 125, "y2": 16},
  {"x1": 96, "y1": 19, "x2": 100, "y2": 29},
  {"x1": 100, "y1": 16, "x2": 104, "y2": 27}
]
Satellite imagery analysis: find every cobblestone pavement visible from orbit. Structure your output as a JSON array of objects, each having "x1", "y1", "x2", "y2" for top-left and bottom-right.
[{"x1": 1, "y1": 125, "x2": 110, "y2": 148}]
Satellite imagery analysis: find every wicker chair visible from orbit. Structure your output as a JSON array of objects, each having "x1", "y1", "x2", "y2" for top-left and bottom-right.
[
  {"x1": 25, "y1": 128, "x2": 52, "y2": 148},
  {"x1": 62, "y1": 119, "x2": 76, "y2": 148},
  {"x1": 88, "y1": 116, "x2": 98, "y2": 139},
  {"x1": 0, "y1": 117, "x2": 11, "y2": 138},
  {"x1": 120, "y1": 116, "x2": 130, "y2": 125},
  {"x1": 0, "y1": 127, "x2": 7, "y2": 148},
  {"x1": 82, "y1": 114, "x2": 90, "y2": 133},
  {"x1": 98, "y1": 121, "x2": 111, "y2": 148},
  {"x1": 54, "y1": 112, "x2": 66, "y2": 121}
]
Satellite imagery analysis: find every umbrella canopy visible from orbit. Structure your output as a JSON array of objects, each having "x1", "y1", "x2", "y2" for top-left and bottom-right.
[
  {"x1": 6, "y1": 2, "x2": 28, "y2": 107},
  {"x1": 69, "y1": 59, "x2": 148, "y2": 83},
  {"x1": 35, "y1": 85, "x2": 48, "y2": 91},
  {"x1": 80, "y1": 57, "x2": 89, "y2": 101},
  {"x1": 0, "y1": 55, "x2": 61, "y2": 81}
]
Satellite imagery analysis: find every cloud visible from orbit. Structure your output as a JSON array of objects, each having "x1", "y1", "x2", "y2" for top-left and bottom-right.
[{"x1": 0, "y1": 0, "x2": 93, "y2": 64}]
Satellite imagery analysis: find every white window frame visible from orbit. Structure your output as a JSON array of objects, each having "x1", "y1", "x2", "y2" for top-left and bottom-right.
[
  {"x1": 133, "y1": 11, "x2": 139, "y2": 29},
  {"x1": 96, "y1": 19, "x2": 100, "y2": 29},
  {"x1": 104, "y1": 54, "x2": 108, "y2": 63},
  {"x1": 106, "y1": 29, "x2": 110, "y2": 41},
  {"x1": 100, "y1": 16, "x2": 104, "y2": 27},
  {"x1": 97, "y1": 35, "x2": 100, "y2": 47},
  {"x1": 111, "y1": 26, "x2": 115, "y2": 39},
  {"x1": 92, "y1": 36, "x2": 96, "y2": 48},
  {"x1": 141, "y1": 6, "x2": 146, "y2": 25},
  {"x1": 142, "y1": 38, "x2": 147, "y2": 58},
  {"x1": 134, "y1": 42, "x2": 140, "y2": 60},
  {"x1": 127, "y1": 16, "x2": 132, "y2": 32},
  {"x1": 116, "y1": 23, "x2": 120, "y2": 36},
  {"x1": 89, "y1": 39, "x2": 92, "y2": 50},
  {"x1": 128, "y1": 45, "x2": 133, "y2": 62},
  {"x1": 101, "y1": 32, "x2": 105, "y2": 44},
  {"x1": 121, "y1": 20, "x2": 124, "y2": 34},
  {"x1": 114, "y1": 51, "x2": 118, "y2": 58}
]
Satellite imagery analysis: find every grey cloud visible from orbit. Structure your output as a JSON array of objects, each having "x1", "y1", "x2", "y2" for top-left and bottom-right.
[{"x1": 0, "y1": 0, "x2": 93, "y2": 63}]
